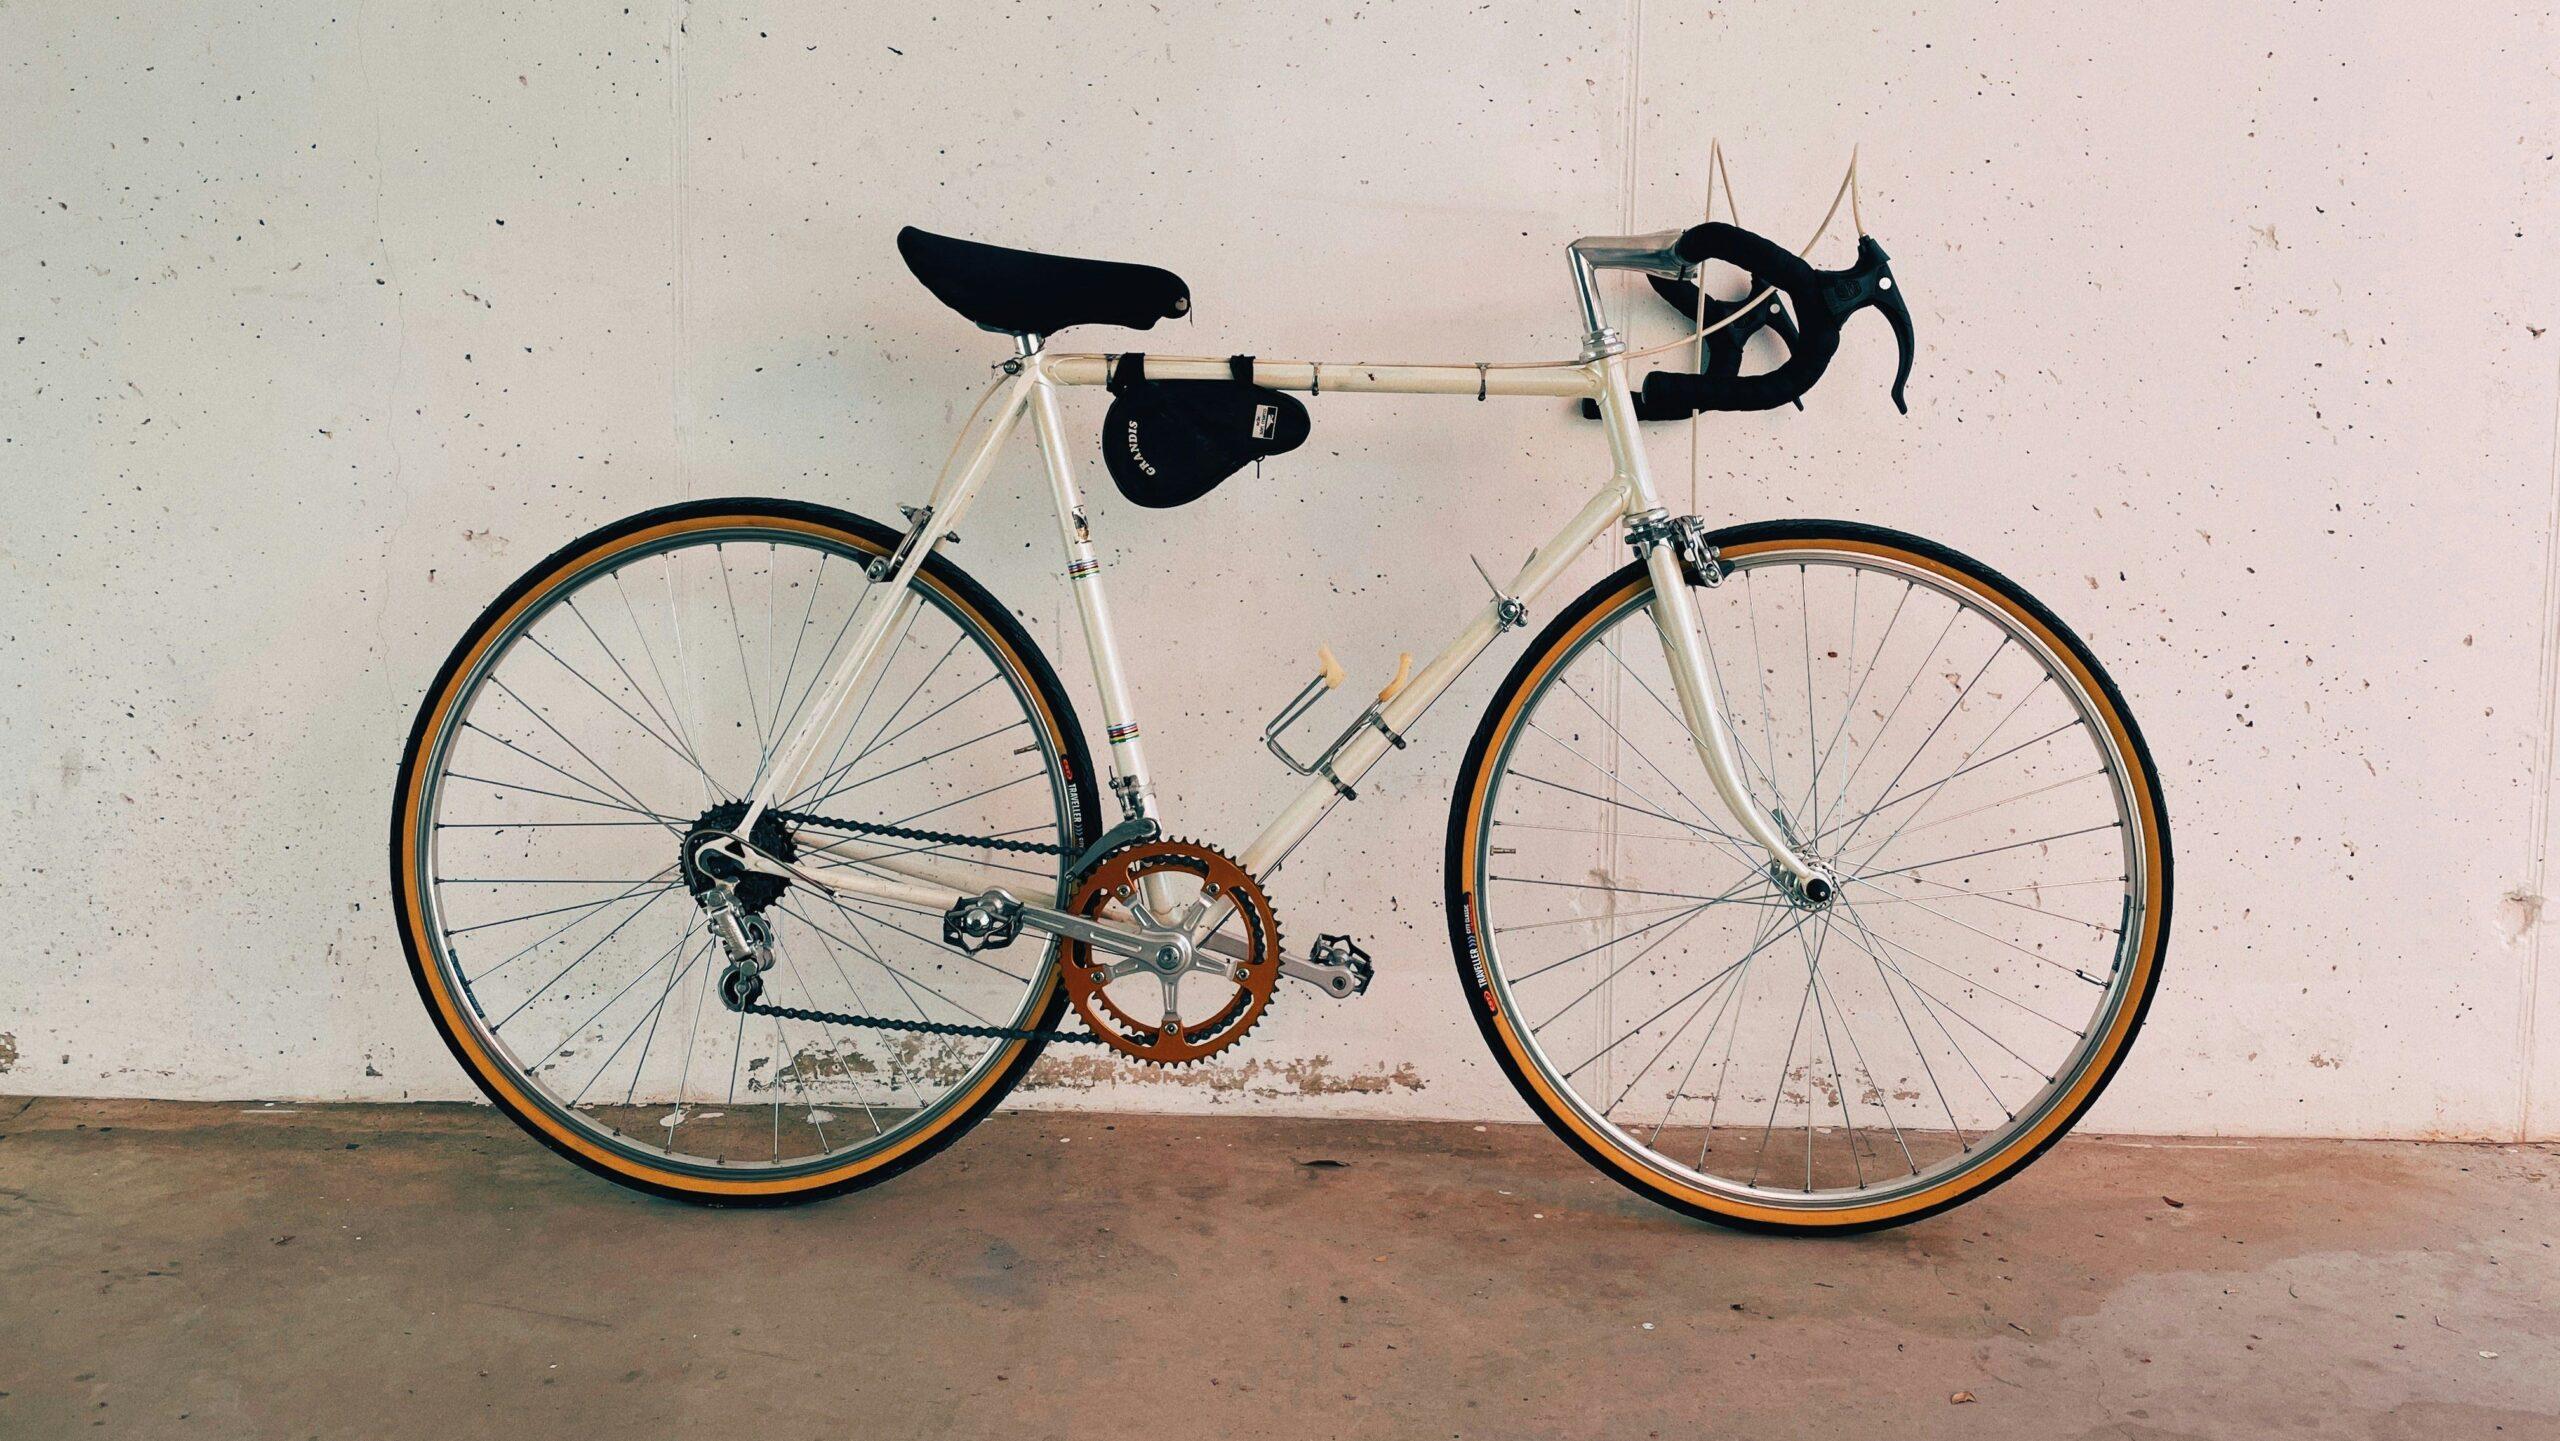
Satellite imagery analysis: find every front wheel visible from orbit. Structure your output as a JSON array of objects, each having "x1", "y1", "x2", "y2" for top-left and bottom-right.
[{"x1": 1446, "y1": 520, "x2": 2170, "y2": 1233}]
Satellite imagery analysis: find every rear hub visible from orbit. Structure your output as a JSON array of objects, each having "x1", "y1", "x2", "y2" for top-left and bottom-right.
[{"x1": 680, "y1": 799, "x2": 796, "y2": 914}]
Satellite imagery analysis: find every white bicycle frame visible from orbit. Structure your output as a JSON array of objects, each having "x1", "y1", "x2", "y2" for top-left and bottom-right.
[{"x1": 718, "y1": 231, "x2": 1825, "y2": 952}]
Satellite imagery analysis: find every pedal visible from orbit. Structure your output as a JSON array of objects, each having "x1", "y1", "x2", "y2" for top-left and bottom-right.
[
  {"x1": 942, "y1": 888, "x2": 1024, "y2": 953},
  {"x1": 1281, "y1": 933, "x2": 1375, "y2": 999}
]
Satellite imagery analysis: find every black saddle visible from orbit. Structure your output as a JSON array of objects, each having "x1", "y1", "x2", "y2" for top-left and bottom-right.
[{"x1": 897, "y1": 227, "x2": 1190, "y2": 337}]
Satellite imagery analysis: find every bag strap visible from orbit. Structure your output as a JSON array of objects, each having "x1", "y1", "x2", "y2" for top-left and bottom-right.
[{"x1": 1111, "y1": 353, "x2": 1263, "y2": 389}]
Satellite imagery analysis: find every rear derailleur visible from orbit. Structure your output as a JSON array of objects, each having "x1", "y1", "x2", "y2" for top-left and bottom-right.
[{"x1": 701, "y1": 886, "x2": 777, "y2": 1010}]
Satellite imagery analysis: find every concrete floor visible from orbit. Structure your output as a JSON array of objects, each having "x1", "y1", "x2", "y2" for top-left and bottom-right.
[{"x1": 1, "y1": 1099, "x2": 2552, "y2": 1440}]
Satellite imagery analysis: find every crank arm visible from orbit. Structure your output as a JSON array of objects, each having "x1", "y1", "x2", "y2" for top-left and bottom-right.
[
  {"x1": 1197, "y1": 928, "x2": 1370, "y2": 998},
  {"x1": 1275, "y1": 950, "x2": 1366, "y2": 998},
  {"x1": 706, "y1": 833, "x2": 1368, "y2": 994},
  {"x1": 1006, "y1": 895, "x2": 1161, "y2": 962},
  {"x1": 701, "y1": 835, "x2": 1167, "y2": 960}
]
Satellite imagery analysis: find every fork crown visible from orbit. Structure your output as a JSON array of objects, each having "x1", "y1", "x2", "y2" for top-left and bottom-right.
[{"x1": 1624, "y1": 508, "x2": 1726, "y2": 587}]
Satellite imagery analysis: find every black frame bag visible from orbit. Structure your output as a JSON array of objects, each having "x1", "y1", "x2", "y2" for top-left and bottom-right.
[{"x1": 1100, "y1": 353, "x2": 1310, "y2": 508}]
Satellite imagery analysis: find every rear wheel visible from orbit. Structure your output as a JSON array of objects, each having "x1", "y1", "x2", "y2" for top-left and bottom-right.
[
  {"x1": 1447, "y1": 520, "x2": 2169, "y2": 1233},
  {"x1": 392, "y1": 499, "x2": 1098, "y2": 1204}
]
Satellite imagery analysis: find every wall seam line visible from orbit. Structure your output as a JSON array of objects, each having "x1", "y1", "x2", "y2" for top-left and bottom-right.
[
  {"x1": 1619, "y1": 0, "x2": 1643, "y2": 234},
  {"x1": 2520, "y1": 342, "x2": 2560, "y2": 1141},
  {"x1": 669, "y1": 0, "x2": 693, "y2": 496}
]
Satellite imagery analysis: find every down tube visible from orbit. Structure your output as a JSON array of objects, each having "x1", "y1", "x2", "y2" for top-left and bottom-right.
[{"x1": 1238, "y1": 476, "x2": 1633, "y2": 878}]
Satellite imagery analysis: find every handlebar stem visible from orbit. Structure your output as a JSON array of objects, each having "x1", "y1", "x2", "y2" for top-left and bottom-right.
[{"x1": 1567, "y1": 230, "x2": 1693, "y2": 352}]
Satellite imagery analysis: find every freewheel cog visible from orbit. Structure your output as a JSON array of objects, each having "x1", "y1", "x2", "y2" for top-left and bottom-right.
[
  {"x1": 1060, "y1": 839, "x2": 1280, "y2": 1066},
  {"x1": 680, "y1": 799, "x2": 796, "y2": 914}
]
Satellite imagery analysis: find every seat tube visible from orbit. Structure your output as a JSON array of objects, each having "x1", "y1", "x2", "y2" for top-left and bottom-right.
[
  {"x1": 1025, "y1": 359, "x2": 1156, "y2": 830},
  {"x1": 1593, "y1": 353, "x2": 1823, "y2": 890}
]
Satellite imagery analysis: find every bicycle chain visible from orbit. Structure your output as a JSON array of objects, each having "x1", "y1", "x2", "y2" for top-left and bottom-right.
[
  {"x1": 767, "y1": 806, "x2": 1066, "y2": 858},
  {"x1": 736, "y1": 997, "x2": 1106, "y2": 1045},
  {"x1": 734, "y1": 807, "x2": 1097, "y2": 1043}
]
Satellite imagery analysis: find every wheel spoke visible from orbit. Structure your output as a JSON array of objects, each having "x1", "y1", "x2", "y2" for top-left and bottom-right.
[
  {"x1": 1815, "y1": 605, "x2": 1959, "y2": 839},
  {"x1": 1857, "y1": 822, "x2": 2121, "y2": 881},
  {"x1": 1832, "y1": 673, "x2": 2053, "y2": 874},
  {"x1": 607, "y1": 572, "x2": 728, "y2": 803},
  {"x1": 567, "y1": 596, "x2": 729, "y2": 801},
  {"x1": 1810, "y1": 926, "x2": 1917, "y2": 1175},
  {"x1": 715, "y1": 544, "x2": 772, "y2": 766},
  {"x1": 1551, "y1": 673, "x2": 1762, "y2": 873},
  {"x1": 485, "y1": 678, "x2": 682, "y2": 838}
]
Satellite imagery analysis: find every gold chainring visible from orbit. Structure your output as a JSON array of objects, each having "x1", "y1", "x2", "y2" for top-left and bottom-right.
[{"x1": 1060, "y1": 839, "x2": 1281, "y2": 1066}]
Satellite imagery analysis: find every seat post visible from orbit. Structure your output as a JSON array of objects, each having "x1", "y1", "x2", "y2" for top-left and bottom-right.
[{"x1": 1013, "y1": 332, "x2": 1045, "y2": 357}]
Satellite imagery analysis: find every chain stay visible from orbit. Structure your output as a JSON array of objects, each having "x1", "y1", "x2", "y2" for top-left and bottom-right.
[{"x1": 738, "y1": 807, "x2": 1090, "y2": 1042}]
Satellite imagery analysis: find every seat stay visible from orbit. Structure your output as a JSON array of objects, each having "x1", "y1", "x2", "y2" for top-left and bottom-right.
[{"x1": 734, "y1": 367, "x2": 1039, "y2": 836}]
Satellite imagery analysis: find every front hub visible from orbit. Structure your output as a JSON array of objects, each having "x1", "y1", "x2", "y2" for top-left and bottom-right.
[{"x1": 1771, "y1": 859, "x2": 1837, "y2": 911}]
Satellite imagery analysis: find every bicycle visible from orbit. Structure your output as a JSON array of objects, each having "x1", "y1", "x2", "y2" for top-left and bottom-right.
[{"x1": 391, "y1": 211, "x2": 2170, "y2": 1233}]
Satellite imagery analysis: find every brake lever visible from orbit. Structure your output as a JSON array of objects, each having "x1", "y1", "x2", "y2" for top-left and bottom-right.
[
  {"x1": 1650, "y1": 273, "x2": 1804, "y2": 393},
  {"x1": 1818, "y1": 236, "x2": 1913, "y2": 414},
  {"x1": 1578, "y1": 272, "x2": 1802, "y2": 420},
  {"x1": 1650, "y1": 274, "x2": 1805, "y2": 411}
]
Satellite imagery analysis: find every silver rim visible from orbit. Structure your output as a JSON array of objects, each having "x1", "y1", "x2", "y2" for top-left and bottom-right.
[
  {"x1": 410, "y1": 523, "x2": 1076, "y2": 1179},
  {"x1": 1474, "y1": 544, "x2": 2150, "y2": 1213}
]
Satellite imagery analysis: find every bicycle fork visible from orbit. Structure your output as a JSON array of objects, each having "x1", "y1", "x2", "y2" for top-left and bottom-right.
[{"x1": 1593, "y1": 352, "x2": 1833, "y2": 904}]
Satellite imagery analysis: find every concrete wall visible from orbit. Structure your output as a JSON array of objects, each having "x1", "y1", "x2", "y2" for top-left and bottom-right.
[{"x1": 4, "y1": 1, "x2": 2555, "y2": 1138}]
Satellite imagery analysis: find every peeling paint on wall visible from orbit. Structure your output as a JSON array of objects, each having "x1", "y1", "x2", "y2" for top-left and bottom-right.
[
  {"x1": 2499, "y1": 888, "x2": 2546, "y2": 944},
  {"x1": 1026, "y1": 1053, "x2": 1426, "y2": 1100}
]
